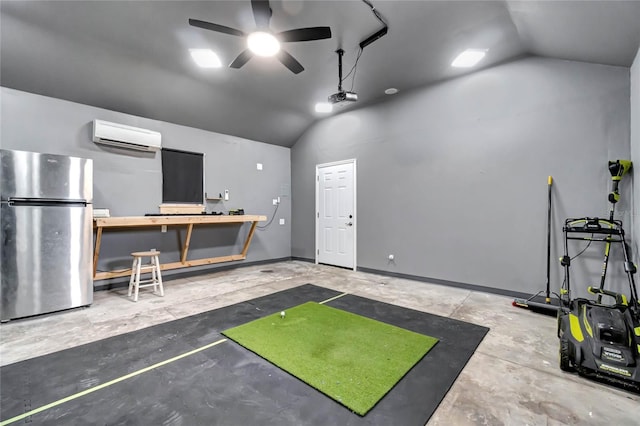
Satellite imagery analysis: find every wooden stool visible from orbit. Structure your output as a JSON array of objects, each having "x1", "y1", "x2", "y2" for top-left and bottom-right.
[{"x1": 128, "y1": 251, "x2": 164, "y2": 302}]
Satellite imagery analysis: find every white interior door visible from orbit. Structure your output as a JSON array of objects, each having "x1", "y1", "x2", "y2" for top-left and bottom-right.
[{"x1": 316, "y1": 159, "x2": 356, "y2": 270}]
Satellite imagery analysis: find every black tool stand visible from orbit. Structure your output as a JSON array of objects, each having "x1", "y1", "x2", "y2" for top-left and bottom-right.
[{"x1": 561, "y1": 217, "x2": 638, "y2": 307}]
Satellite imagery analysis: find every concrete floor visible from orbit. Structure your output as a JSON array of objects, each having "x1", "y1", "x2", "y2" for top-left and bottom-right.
[{"x1": 1, "y1": 260, "x2": 639, "y2": 425}]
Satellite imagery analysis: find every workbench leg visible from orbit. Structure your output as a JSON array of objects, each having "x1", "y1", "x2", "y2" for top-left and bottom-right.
[
  {"x1": 241, "y1": 221, "x2": 259, "y2": 257},
  {"x1": 181, "y1": 224, "x2": 194, "y2": 263},
  {"x1": 93, "y1": 226, "x2": 103, "y2": 279}
]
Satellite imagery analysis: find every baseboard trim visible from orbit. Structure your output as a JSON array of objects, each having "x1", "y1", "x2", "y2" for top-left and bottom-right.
[
  {"x1": 289, "y1": 257, "x2": 527, "y2": 298},
  {"x1": 95, "y1": 256, "x2": 532, "y2": 299},
  {"x1": 291, "y1": 256, "x2": 315, "y2": 263},
  {"x1": 355, "y1": 266, "x2": 531, "y2": 299},
  {"x1": 93, "y1": 257, "x2": 293, "y2": 291}
]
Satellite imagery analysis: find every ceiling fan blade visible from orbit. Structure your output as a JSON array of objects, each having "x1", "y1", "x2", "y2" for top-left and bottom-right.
[
  {"x1": 276, "y1": 27, "x2": 332, "y2": 43},
  {"x1": 230, "y1": 49, "x2": 254, "y2": 69},
  {"x1": 251, "y1": 0, "x2": 272, "y2": 29},
  {"x1": 189, "y1": 19, "x2": 245, "y2": 37},
  {"x1": 276, "y1": 49, "x2": 304, "y2": 74}
]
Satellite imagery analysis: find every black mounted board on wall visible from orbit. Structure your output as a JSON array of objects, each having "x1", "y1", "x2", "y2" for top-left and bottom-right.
[{"x1": 161, "y1": 148, "x2": 204, "y2": 203}]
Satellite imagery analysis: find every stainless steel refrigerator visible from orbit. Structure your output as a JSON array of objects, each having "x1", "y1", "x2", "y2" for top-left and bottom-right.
[{"x1": 1, "y1": 149, "x2": 93, "y2": 321}]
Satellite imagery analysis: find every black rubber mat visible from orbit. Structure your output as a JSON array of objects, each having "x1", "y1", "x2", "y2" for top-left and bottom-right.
[{"x1": 0, "y1": 284, "x2": 488, "y2": 425}]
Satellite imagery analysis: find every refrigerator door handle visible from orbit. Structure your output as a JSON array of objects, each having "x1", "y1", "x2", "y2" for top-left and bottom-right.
[
  {"x1": 7, "y1": 198, "x2": 88, "y2": 207},
  {"x1": 8, "y1": 197, "x2": 88, "y2": 204}
]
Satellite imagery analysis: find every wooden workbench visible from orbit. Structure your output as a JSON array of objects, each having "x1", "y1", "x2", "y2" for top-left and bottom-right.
[{"x1": 93, "y1": 215, "x2": 267, "y2": 280}]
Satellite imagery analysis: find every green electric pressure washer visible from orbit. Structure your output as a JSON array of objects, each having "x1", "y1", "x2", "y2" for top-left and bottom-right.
[{"x1": 557, "y1": 160, "x2": 640, "y2": 391}]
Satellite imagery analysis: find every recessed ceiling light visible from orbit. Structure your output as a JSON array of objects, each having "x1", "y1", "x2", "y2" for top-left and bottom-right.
[
  {"x1": 315, "y1": 102, "x2": 333, "y2": 113},
  {"x1": 189, "y1": 49, "x2": 222, "y2": 68},
  {"x1": 247, "y1": 32, "x2": 280, "y2": 57},
  {"x1": 384, "y1": 88, "x2": 398, "y2": 95},
  {"x1": 451, "y1": 49, "x2": 487, "y2": 68}
]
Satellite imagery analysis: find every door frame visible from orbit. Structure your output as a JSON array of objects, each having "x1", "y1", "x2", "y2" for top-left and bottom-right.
[{"x1": 315, "y1": 158, "x2": 357, "y2": 271}]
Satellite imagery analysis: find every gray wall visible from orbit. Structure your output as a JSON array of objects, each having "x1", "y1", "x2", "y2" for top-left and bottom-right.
[
  {"x1": 631, "y1": 48, "x2": 640, "y2": 259},
  {"x1": 1, "y1": 87, "x2": 291, "y2": 286},
  {"x1": 291, "y1": 57, "x2": 631, "y2": 296}
]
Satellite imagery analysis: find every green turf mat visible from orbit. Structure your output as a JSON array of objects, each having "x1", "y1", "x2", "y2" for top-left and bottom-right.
[{"x1": 222, "y1": 301, "x2": 438, "y2": 415}]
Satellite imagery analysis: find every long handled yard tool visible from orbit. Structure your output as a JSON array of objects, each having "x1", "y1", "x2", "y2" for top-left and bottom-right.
[
  {"x1": 593, "y1": 160, "x2": 633, "y2": 302},
  {"x1": 512, "y1": 176, "x2": 560, "y2": 314}
]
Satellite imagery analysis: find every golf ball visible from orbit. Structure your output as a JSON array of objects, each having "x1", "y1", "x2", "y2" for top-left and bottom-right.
[{"x1": 280, "y1": 311, "x2": 286, "y2": 318}]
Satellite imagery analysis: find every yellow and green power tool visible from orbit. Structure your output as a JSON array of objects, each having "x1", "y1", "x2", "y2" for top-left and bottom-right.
[{"x1": 608, "y1": 159, "x2": 632, "y2": 205}]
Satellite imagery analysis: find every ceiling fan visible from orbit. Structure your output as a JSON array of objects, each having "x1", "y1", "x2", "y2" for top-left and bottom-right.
[{"x1": 189, "y1": 0, "x2": 332, "y2": 74}]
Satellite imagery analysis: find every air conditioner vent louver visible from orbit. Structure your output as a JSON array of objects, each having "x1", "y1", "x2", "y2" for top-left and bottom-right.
[{"x1": 92, "y1": 120, "x2": 161, "y2": 152}]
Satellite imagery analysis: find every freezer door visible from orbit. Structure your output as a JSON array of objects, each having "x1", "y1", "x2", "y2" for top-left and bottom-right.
[
  {"x1": 1, "y1": 203, "x2": 93, "y2": 320},
  {"x1": 0, "y1": 149, "x2": 93, "y2": 202}
]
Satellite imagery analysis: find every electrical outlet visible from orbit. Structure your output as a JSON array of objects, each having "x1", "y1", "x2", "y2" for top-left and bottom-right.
[
  {"x1": 224, "y1": 189, "x2": 229, "y2": 201},
  {"x1": 277, "y1": 196, "x2": 281, "y2": 204},
  {"x1": 273, "y1": 198, "x2": 278, "y2": 205},
  {"x1": 279, "y1": 218, "x2": 285, "y2": 225},
  {"x1": 257, "y1": 163, "x2": 263, "y2": 170},
  {"x1": 161, "y1": 225, "x2": 167, "y2": 233}
]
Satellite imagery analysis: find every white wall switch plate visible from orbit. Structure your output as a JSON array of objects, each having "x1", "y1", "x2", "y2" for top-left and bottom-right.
[
  {"x1": 224, "y1": 189, "x2": 229, "y2": 201},
  {"x1": 273, "y1": 198, "x2": 278, "y2": 205},
  {"x1": 257, "y1": 163, "x2": 263, "y2": 170},
  {"x1": 279, "y1": 218, "x2": 285, "y2": 225}
]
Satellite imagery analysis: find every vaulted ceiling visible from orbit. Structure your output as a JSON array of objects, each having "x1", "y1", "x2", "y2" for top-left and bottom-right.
[{"x1": 2, "y1": 1, "x2": 640, "y2": 147}]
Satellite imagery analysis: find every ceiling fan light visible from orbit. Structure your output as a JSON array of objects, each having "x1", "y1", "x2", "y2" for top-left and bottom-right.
[
  {"x1": 189, "y1": 49, "x2": 222, "y2": 68},
  {"x1": 247, "y1": 31, "x2": 280, "y2": 57},
  {"x1": 451, "y1": 49, "x2": 487, "y2": 68}
]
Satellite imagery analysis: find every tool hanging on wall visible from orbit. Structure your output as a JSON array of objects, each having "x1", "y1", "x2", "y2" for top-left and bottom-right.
[
  {"x1": 608, "y1": 159, "x2": 632, "y2": 205},
  {"x1": 512, "y1": 176, "x2": 560, "y2": 314},
  {"x1": 593, "y1": 160, "x2": 633, "y2": 302}
]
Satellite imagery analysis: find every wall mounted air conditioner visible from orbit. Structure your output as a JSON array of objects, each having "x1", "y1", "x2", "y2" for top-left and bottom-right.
[{"x1": 92, "y1": 119, "x2": 162, "y2": 152}]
